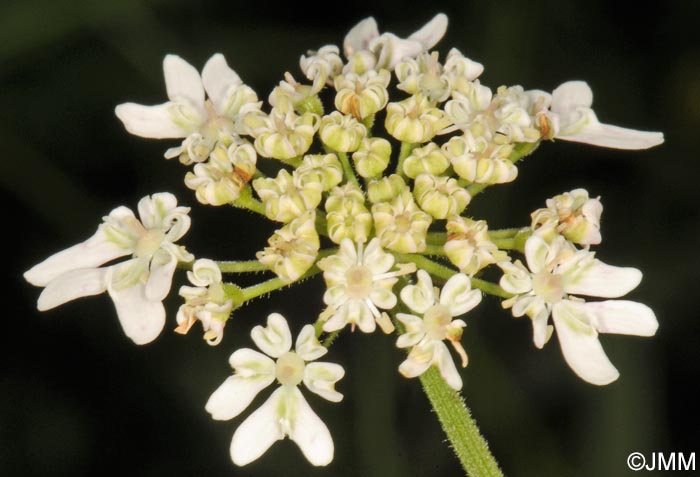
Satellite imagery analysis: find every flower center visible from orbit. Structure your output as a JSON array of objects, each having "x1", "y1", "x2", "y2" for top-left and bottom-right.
[
  {"x1": 423, "y1": 304, "x2": 452, "y2": 340},
  {"x1": 395, "y1": 212, "x2": 413, "y2": 233},
  {"x1": 275, "y1": 351, "x2": 305, "y2": 387},
  {"x1": 531, "y1": 270, "x2": 565, "y2": 304},
  {"x1": 134, "y1": 229, "x2": 165, "y2": 258},
  {"x1": 345, "y1": 265, "x2": 373, "y2": 299}
]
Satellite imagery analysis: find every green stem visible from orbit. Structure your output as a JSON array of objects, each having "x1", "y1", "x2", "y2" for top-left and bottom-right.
[
  {"x1": 491, "y1": 238, "x2": 516, "y2": 250},
  {"x1": 241, "y1": 267, "x2": 322, "y2": 302},
  {"x1": 231, "y1": 187, "x2": 266, "y2": 216},
  {"x1": 467, "y1": 141, "x2": 540, "y2": 198},
  {"x1": 394, "y1": 253, "x2": 511, "y2": 298},
  {"x1": 337, "y1": 151, "x2": 361, "y2": 188},
  {"x1": 427, "y1": 231, "x2": 447, "y2": 245},
  {"x1": 396, "y1": 142, "x2": 415, "y2": 177},
  {"x1": 419, "y1": 367, "x2": 504, "y2": 477},
  {"x1": 488, "y1": 227, "x2": 525, "y2": 239},
  {"x1": 217, "y1": 260, "x2": 268, "y2": 273},
  {"x1": 419, "y1": 244, "x2": 446, "y2": 256}
]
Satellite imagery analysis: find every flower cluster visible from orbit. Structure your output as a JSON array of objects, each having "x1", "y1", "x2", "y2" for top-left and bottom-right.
[{"x1": 25, "y1": 13, "x2": 662, "y2": 469}]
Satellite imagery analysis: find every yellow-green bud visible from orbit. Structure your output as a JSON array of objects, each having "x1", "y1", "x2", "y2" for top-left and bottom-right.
[
  {"x1": 444, "y1": 216, "x2": 507, "y2": 276},
  {"x1": 372, "y1": 191, "x2": 432, "y2": 253},
  {"x1": 257, "y1": 211, "x2": 320, "y2": 283},
  {"x1": 402, "y1": 142, "x2": 450, "y2": 179},
  {"x1": 326, "y1": 199, "x2": 372, "y2": 244},
  {"x1": 442, "y1": 135, "x2": 518, "y2": 184},
  {"x1": 352, "y1": 138, "x2": 392, "y2": 178},
  {"x1": 295, "y1": 154, "x2": 343, "y2": 191},
  {"x1": 413, "y1": 174, "x2": 470, "y2": 219},
  {"x1": 334, "y1": 69, "x2": 390, "y2": 120},
  {"x1": 319, "y1": 111, "x2": 367, "y2": 152},
  {"x1": 367, "y1": 174, "x2": 407, "y2": 204},
  {"x1": 385, "y1": 94, "x2": 451, "y2": 143},
  {"x1": 325, "y1": 183, "x2": 366, "y2": 212},
  {"x1": 252, "y1": 169, "x2": 322, "y2": 223},
  {"x1": 249, "y1": 109, "x2": 319, "y2": 160}
]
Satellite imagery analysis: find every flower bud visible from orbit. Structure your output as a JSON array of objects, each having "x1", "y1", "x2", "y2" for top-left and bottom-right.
[
  {"x1": 249, "y1": 109, "x2": 319, "y2": 160},
  {"x1": 319, "y1": 111, "x2": 367, "y2": 152},
  {"x1": 385, "y1": 94, "x2": 451, "y2": 143},
  {"x1": 257, "y1": 211, "x2": 320, "y2": 283},
  {"x1": 367, "y1": 174, "x2": 407, "y2": 204},
  {"x1": 326, "y1": 199, "x2": 372, "y2": 244},
  {"x1": 402, "y1": 142, "x2": 450, "y2": 178},
  {"x1": 372, "y1": 191, "x2": 432, "y2": 253},
  {"x1": 413, "y1": 174, "x2": 470, "y2": 219},
  {"x1": 253, "y1": 169, "x2": 322, "y2": 223},
  {"x1": 295, "y1": 154, "x2": 343, "y2": 191},
  {"x1": 352, "y1": 137, "x2": 392, "y2": 178},
  {"x1": 531, "y1": 188, "x2": 602, "y2": 245},
  {"x1": 334, "y1": 69, "x2": 390, "y2": 119},
  {"x1": 442, "y1": 135, "x2": 518, "y2": 184},
  {"x1": 325, "y1": 183, "x2": 366, "y2": 212},
  {"x1": 444, "y1": 216, "x2": 507, "y2": 275}
]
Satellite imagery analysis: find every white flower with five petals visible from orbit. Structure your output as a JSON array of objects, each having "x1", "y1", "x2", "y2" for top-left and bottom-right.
[
  {"x1": 397, "y1": 270, "x2": 482, "y2": 390},
  {"x1": 24, "y1": 193, "x2": 193, "y2": 344},
  {"x1": 206, "y1": 313, "x2": 344, "y2": 466},
  {"x1": 498, "y1": 235, "x2": 658, "y2": 385},
  {"x1": 317, "y1": 238, "x2": 415, "y2": 333}
]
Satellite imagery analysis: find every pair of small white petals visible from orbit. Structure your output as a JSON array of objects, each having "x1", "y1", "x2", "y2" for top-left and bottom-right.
[
  {"x1": 401, "y1": 269, "x2": 481, "y2": 317},
  {"x1": 398, "y1": 339, "x2": 463, "y2": 390},
  {"x1": 116, "y1": 54, "x2": 243, "y2": 139},
  {"x1": 552, "y1": 299, "x2": 657, "y2": 385},
  {"x1": 551, "y1": 81, "x2": 664, "y2": 150},
  {"x1": 343, "y1": 14, "x2": 448, "y2": 69}
]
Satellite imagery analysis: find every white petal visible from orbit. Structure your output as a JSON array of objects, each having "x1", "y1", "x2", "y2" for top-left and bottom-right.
[
  {"x1": 524, "y1": 235, "x2": 550, "y2": 274},
  {"x1": 145, "y1": 249, "x2": 177, "y2": 301},
  {"x1": 433, "y1": 341, "x2": 463, "y2": 390},
  {"x1": 201, "y1": 53, "x2": 242, "y2": 114},
  {"x1": 36, "y1": 268, "x2": 108, "y2": 311},
  {"x1": 163, "y1": 54, "x2": 205, "y2": 108},
  {"x1": 558, "y1": 121, "x2": 664, "y2": 150},
  {"x1": 585, "y1": 300, "x2": 658, "y2": 337},
  {"x1": 552, "y1": 301, "x2": 619, "y2": 385},
  {"x1": 303, "y1": 362, "x2": 345, "y2": 402},
  {"x1": 398, "y1": 340, "x2": 434, "y2": 378},
  {"x1": 551, "y1": 81, "x2": 593, "y2": 114},
  {"x1": 370, "y1": 34, "x2": 424, "y2": 70},
  {"x1": 107, "y1": 268, "x2": 165, "y2": 345},
  {"x1": 408, "y1": 13, "x2": 448, "y2": 50},
  {"x1": 295, "y1": 324, "x2": 328, "y2": 361},
  {"x1": 563, "y1": 259, "x2": 642, "y2": 298},
  {"x1": 400, "y1": 269, "x2": 435, "y2": 314},
  {"x1": 288, "y1": 387, "x2": 334, "y2": 466},
  {"x1": 343, "y1": 17, "x2": 379, "y2": 56},
  {"x1": 230, "y1": 387, "x2": 286, "y2": 466},
  {"x1": 138, "y1": 192, "x2": 178, "y2": 230},
  {"x1": 251, "y1": 313, "x2": 293, "y2": 358},
  {"x1": 115, "y1": 102, "x2": 192, "y2": 139},
  {"x1": 205, "y1": 373, "x2": 275, "y2": 421},
  {"x1": 440, "y1": 274, "x2": 482, "y2": 317},
  {"x1": 24, "y1": 227, "x2": 131, "y2": 287}
]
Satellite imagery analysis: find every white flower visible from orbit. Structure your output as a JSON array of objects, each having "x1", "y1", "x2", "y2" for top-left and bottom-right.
[
  {"x1": 175, "y1": 259, "x2": 233, "y2": 346},
  {"x1": 24, "y1": 193, "x2": 193, "y2": 344},
  {"x1": 548, "y1": 81, "x2": 664, "y2": 150},
  {"x1": 116, "y1": 54, "x2": 261, "y2": 163},
  {"x1": 499, "y1": 235, "x2": 658, "y2": 385},
  {"x1": 397, "y1": 270, "x2": 482, "y2": 390},
  {"x1": 206, "y1": 313, "x2": 344, "y2": 466},
  {"x1": 531, "y1": 188, "x2": 603, "y2": 246},
  {"x1": 343, "y1": 14, "x2": 448, "y2": 70},
  {"x1": 317, "y1": 238, "x2": 415, "y2": 333}
]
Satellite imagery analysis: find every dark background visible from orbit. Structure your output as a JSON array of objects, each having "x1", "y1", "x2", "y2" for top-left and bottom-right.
[{"x1": 2, "y1": 1, "x2": 699, "y2": 476}]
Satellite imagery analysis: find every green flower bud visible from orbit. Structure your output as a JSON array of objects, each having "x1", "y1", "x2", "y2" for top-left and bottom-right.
[
  {"x1": 295, "y1": 154, "x2": 343, "y2": 191},
  {"x1": 252, "y1": 169, "x2": 322, "y2": 223},
  {"x1": 325, "y1": 183, "x2": 366, "y2": 212},
  {"x1": 444, "y1": 216, "x2": 507, "y2": 276},
  {"x1": 352, "y1": 138, "x2": 392, "y2": 178},
  {"x1": 326, "y1": 200, "x2": 372, "y2": 244},
  {"x1": 319, "y1": 111, "x2": 367, "y2": 152},
  {"x1": 402, "y1": 142, "x2": 450, "y2": 179},
  {"x1": 442, "y1": 135, "x2": 518, "y2": 184},
  {"x1": 257, "y1": 211, "x2": 320, "y2": 283},
  {"x1": 372, "y1": 191, "x2": 432, "y2": 253},
  {"x1": 334, "y1": 69, "x2": 390, "y2": 119},
  {"x1": 385, "y1": 94, "x2": 451, "y2": 143},
  {"x1": 413, "y1": 174, "x2": 470, "y2": 219},
  {"x1": 367, "y1": 174, "x2": 407, "y2": 204}
]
